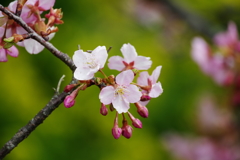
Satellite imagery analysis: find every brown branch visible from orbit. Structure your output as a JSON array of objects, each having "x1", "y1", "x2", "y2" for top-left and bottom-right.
[
  {"x1": 0, "y1": 4, "x2": 78, "y2": 159},
  {"x1": 0, "y1": 91, "x2": 68, "y2": 159},
  {"x1": 0, "y1": 4, "x2": 76, "y2": 71}
]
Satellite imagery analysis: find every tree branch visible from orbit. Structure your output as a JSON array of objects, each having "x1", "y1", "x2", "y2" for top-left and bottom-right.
[
  {"x1": 0, "y1": 4, "x2": 78, "y2": 159},
  {"x1": 0, "y1": 91, "x2": 68, "y2": 159},
  {"x1": 0, "y1": 4, "x2": 76, "y2": 71}
]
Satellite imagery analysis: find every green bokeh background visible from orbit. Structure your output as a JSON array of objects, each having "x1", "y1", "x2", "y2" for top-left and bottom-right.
[{"x1": 1, "y1": 0, "x2": 240, "y2": 159}]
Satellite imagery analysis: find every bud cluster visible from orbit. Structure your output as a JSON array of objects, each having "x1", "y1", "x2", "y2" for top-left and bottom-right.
[{"x1": 64, "y1": 43, "x2": 163, "y2": 138}]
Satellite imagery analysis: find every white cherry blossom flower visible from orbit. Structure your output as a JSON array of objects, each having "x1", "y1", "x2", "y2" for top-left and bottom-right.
[
  {"x1": 99, "y1": 70, "x2": 142, "y2": 113},
  {"x1": 73, "y1": 46, "x2": 108, "y2": 80}
]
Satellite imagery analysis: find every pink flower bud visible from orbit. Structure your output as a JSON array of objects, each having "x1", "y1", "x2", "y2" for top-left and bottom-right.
[
  {"x1": 135, "y1": 102, "x2": 149, "y2": 118},
  {"x1": 112, "y1": 126, "x2": 122, "y2": 139},
  {"x1": 64, "y1": 95, "x2": 75, "y2": 108},
  {"x1": 112, "y1": 113, "x2": 122, "y2": 139},
  {"x1": 100, "y1": 103, "x2": 108, "y2": 116},
  {"x1": 121, "y1": 120, "x2": 133, "y2": 139},
  {"x1": 140, "y1": 93, "x2": 151, "y2": 101},
  {"x1": 127, "y1": 112, "x2": 142, "y2": 128},
  {"x1": 64, "y1": 84, "x2": 77, "y2": 92},
  {"x1": 132, "y1": 119, "x2": 142, "y2": 128}
]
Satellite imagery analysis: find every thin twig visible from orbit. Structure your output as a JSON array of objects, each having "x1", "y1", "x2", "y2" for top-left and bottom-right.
[{"x1": 54, "y1": 75, "x2": 65, "y2": 94}]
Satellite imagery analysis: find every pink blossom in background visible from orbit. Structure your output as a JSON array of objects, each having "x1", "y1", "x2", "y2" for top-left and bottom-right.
[
  {"x1": 163, "y1": 134, "x2": 240, "y2": 160},
  {"x1": 214, "y1": 21, "x2": 240, "y2": 52},
  {"x1": 108, "y1": 43, "x2": 152, "y2": 71},
  {"x1": 73, "y1": 46, "x2": 108, "y2": 80},
  {"x1": 99, "y1": 70, "x2": 142, "y2": 113},
  {"x1": 191, "y1": 37, "x2": 234, "y2": 86}
]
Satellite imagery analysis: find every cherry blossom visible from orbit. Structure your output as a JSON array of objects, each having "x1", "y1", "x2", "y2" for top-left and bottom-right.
[
  {"x1": 73, "y1": 46, "x2": 108, "y2": 80},
  {"x1": 137, "y1": 65, "x2": 163, "y2": 105},
  {"x1": 99, "y1": 70, "x2": 142, "y2": 113},
  {"x1": 108, "y1": 43, "x2": 152, "y2": 71},
  {"x1": 0, "y1": 28, "x2": 19, "y2": 62},
  {"x1": 21, "y1": 0, "x2": 56, "y2": 24},
  {"x1": 214, "y1": 21, "x2": 240, "y2": 52},
  {"x1": 191, "y1": 37, "x2": 234, "y2": 86}
]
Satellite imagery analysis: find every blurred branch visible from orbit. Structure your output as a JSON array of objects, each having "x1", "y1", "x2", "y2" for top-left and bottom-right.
[
  {"x1": 156, "y1": 0, "x2": 218, "y2": 38},
  {"x1": 0, "y1": 4, "x2": 76, "y2": 71}
]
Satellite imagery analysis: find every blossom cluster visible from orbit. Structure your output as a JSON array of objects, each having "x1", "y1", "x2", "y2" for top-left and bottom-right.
[
  {"x1": 0, "y1": 0, "x2": 63, "y2": 62},
  {"x1": 64, "y1": 43, "x2": 163, "y2": 139},
  {"x1": 191, "y1": 21, "x2": 240, "y2": 106},
  {"x1": 191, "y1": 21, "x2": 240, "y2": 86}
]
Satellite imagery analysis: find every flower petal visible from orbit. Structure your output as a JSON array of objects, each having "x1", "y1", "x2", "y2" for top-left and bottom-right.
[
  {"x1": 92, "y1": 46, "x2": 108, "y2": 69},
  {"x1": 116, "y1": 70, "x2": 134, "y2": 85},
  {"x1": 108, "y1": 56, "x2": 125, "y2": 71},
  {"x1": 149, "y1": 82, "x2": 163, "y2": 98},
  {"x1": 112, "y1": 94, "x2": 130, "y2": 113},
  {"x1": 7, "y1": 46, "x2": 19, "y2": 57},
  {"x1": 0, "y1": 49, "x2": 7, "y2": 62},
  {"x1": 99, "y1": 86, "x2": 115, "y2": 105},
  {"x1": 137, "y1": 71, "x2": 149, "y2": 86},
  {"x1": 134, "y1": 56, "x2": 152, "y2": 70},
  {"x1": 125, "y1": 84, "x2": 142, "y2": 103},
  {"x1": 73, "y1": 67, "x2": 94, "y2": 80},
  {"x1": 24, "y1": 39, "x2": 44, "y2": 54},
  {"x1": 73, "y1": 50, "x2": 87, "y2": 68},
  {"x1": 151, "y1": 66, "x2": 162, "y2": 83},
  {"x1": 121, "y1": 43, "x2": 137, "y2": 63},
  {"x1": 39, "y1": 0, "x2": 55, "y2": 10}
]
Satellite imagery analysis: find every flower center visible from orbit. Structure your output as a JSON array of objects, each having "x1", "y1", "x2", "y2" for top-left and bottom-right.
[
  {"x1": 115, "y1": 85, "x2": 129, "y2": 97},
  {"x1": 86, "y1": 55, "x2": 98, "y2": 69}
]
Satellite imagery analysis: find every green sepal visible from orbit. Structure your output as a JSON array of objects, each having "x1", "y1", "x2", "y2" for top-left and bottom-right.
[
  {"x1": 4, "y1": 37, "x2": 14, "y2": 43},
  {"x1": 3, "y1": 42, "x2": 14, "y2": 49}
]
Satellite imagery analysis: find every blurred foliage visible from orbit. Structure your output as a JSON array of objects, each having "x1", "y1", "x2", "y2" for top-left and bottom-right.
[{"x1": 1, "y1": 0, "x2": 240, "y2": 160}]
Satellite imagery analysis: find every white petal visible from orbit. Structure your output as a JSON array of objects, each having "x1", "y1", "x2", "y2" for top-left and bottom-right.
[
  {"x1": 121, "y1": 43, "x2": 137, "y2": 63},
  {"x1": 149, "y1": 82, "x2": 163, "y2": 98},
  {"x1": 24, "y1": 39, "x2": 44, "y2": 54},
  {"x1": 125, "y1": 85, "x2": 142, "y2": 103},
  {"x1": 116, "y1": 70, "x2": 134, "y2": 85},
  {"x1": 134, "y1": 56, "x2": 152, "y2": 70},
  {"x1": 112, "y1": 95, "x2": 130, "y2": 113},
  {"x1": 92, "y1": 46, "x2": 108, "y2": 68},
  {"x1": 108, "y1": 56, "x2": 125, "y2": 71},
  {"x1": 73, "y1": 50, "x2": 87, "y2": 68},
  {"x1": 73, "y1": 67, "x2": 94, "y2": 80},
  {"x1": 99, "y1": 86, "x2": 115, "y2": 105},
  {"x1": 137, "y1": 71, "x2": 149, "y2": 86},
  {"x1": 151, "y1": 66, "x2": 162, "y2": 83}
]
